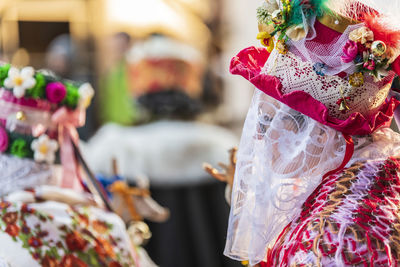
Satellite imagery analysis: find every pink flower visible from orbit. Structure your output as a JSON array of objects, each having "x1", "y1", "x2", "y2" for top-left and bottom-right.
[
  {"x1": 363, "y1": 60, "x2": 376, "y2": 70},
  {"x1": 45, "y1": 82, "x2": 66, "y2": 103},
  {"x1": 341, "y1": 40, "x2": 359, "y2": 63},
  {"x1": 0, "y1": 126, "x2": 9, "y2": 153}
]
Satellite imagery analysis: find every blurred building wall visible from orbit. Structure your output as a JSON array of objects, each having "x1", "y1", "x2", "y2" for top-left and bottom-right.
[{"x1": 221, "y1": 0, "x2": 262, "y2": 124}]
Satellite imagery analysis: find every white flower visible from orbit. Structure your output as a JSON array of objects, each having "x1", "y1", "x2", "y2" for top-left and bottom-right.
[
  {"x1": 4, "y1": 67, "x2": 36, "y2": 98},
  {"x1": 349, "y1": 27, "x2": 374, "y2": 44},
  {"x1": 31, "y1": 134, "x2": 59, "y2": 164},
  {"x1": 78, "y1": 83, "x2": 95, "y2": 108}
]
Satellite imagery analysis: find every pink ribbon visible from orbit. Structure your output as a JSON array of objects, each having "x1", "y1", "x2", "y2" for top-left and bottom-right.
[{"x1": 52, "y1": 107, "x2": 86, "y2": 191}]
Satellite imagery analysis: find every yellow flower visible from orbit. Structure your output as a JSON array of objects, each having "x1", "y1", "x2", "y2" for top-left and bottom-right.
[{"x1": 257, "y1": 32, "x2": 275, "y2": 53}]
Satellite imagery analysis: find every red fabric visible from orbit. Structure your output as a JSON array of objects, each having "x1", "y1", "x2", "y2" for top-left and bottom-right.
[
  {"x1": 0, "y1": 89, "x2": 51, "y2": 111},
  {"x1": 322, "y1": 134, "x2": 354, "y2": 180},
  {"x1": 266, "y1": 158, "x2": 400, "y2": 266},
  {"x1": 230, "y1": 46, "x2": 399, "y2": 136}
]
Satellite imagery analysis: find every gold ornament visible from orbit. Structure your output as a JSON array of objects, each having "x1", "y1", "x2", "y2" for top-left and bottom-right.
[
  {"x1": 339, "y1": 100, "x2": 350, "y2": 112},
  {"x1": 16, "y1": 111, "x2": 26, "y2": 121},
  {"x1": 371, "y1": 40, "x2": 387, "y2": 57},
  {"x1": 271, "y1": 10, "x2": 284, "y2": 25},
  {"x1": 349, "y1": 72, "x2": 364, "y2": 87},
  {"x1": 276, "y1": 40, "x2": 288, "y2": 54}
]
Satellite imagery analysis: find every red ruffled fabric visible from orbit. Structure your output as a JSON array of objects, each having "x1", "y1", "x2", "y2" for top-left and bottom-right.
[{"x1": 230, "y1": 46, "x2": 400, "y2": 136}]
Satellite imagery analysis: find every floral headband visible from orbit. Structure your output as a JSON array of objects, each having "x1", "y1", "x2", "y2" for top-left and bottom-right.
[{"x1": 0, "y1": 63, "x2": 94, "y2": 110}]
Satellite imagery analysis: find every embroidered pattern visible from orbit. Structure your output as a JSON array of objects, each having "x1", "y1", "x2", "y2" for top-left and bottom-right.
[
  {"x1": 0, "y1": 202, "x2": 135, "y2": 267},
  {"x1": 267, "y1": 158, "x2": 400, "y2": 266}
]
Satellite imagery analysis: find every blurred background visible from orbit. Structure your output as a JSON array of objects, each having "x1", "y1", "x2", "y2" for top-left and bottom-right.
[{"x1": 0, "y1": 0, "x2": 261, "y2": 266}]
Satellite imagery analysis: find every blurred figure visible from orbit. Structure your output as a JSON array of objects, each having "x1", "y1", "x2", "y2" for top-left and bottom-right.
[
  {"x1": 45, "y1": 34, "x2": 76, "y2": 78},
  {"x1": 83, "y1": 35, "x2": 240, "y2": 267},
  {"x1": 99, "y1": 32, "x2": 138, "y2": 125}
]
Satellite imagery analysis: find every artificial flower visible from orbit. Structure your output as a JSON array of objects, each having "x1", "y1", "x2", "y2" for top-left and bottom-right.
[
  {"x1": 276, "y1": 40, "x2": 288, "y2": 54},
  {"x1": 264, "y1": 0, "x2": 279, "y2": 13},
  {"x1": 313, "y1": 63, "x2": 327, "y2": 76},
  {"x1": 0, "y1": 64, "x2": 10, "y2": 87},
  {"x1": 0, "y1": 126, "x2": 9, "y2": 153},
  {"x1": 349, "y1": 27, "x2": 374, "y2": 44},
  {"x1": 63, "y1": 83, "x2": 80, "y2": 109},
  {"x1": 26, "y1": 73, "x2": 46, "y2": 99},
  {"x1": 31, "y1": 134, "x2": 58, "y2": 164},
  {"x1": 258, "y1": 23, "x2": 275, "y2": 35},
  {"x1": 363, "y1": 60, "x2": 376, "y2": 70},
  {"x1": 10, "y1": 139, "x2": 31, "y2": 158},
  {"x1": 286, "y1": 25, "x2": 306, "y2": 41},
  {"x1": 4, "y1": 67, "x2": 36, "y2": 98},
  {"x1": 341, "y1": 40, "x2": 359, "y2": 63},
  {"x1": 78, "y1": 83, "x2": 95, "y2": 109},
  {"x1": 349, "y1": 72, "x2": 365, "y2": 87},
  {"x1": 46, "y1": 82, "x2": 67, "y2": 103}
]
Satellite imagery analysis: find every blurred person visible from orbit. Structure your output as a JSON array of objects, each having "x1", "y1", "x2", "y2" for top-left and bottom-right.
[
  {"x1": 83, "y1": 35, "x2": 241, "y2": 267},
  {"x1": 99, "y1": 32, "x2": 138, "y2": 125}
]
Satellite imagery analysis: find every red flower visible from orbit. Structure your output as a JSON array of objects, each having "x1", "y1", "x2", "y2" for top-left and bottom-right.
[
  {"x1": 66, "y1": 231, "x2": 88, "y2": 251},
  {"x1": 108, "y1": 262, "x2": 122, "y2": 267},
  {"x1": 5, "y1": 224, "x2": 19, "y2": 237},
  {"x1": 21, "y1": 204, "x2": 35, "y2": 214},
  {"x1": 42, "y1": 255, "x2": 58, "y2": 267},
  {"x1": 94, "y1": 238, "x2": 115, "y2": 259},
  {"x1": 3, "y1": 212, "x2": 18, "y2": 225},
  {"x1": 28, "y1": 237, "x2": 43, "y2": 248},
  {"x1": 60, "y1": 254, "x2": 87, "y2": 267}
]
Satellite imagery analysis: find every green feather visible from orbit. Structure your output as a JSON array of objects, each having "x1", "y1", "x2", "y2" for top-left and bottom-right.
[{"x1": 288, "y1": 0, "x2": 330, "y2": 26}]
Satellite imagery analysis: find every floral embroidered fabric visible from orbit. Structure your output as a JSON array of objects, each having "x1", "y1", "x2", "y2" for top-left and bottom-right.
[{"x1": 0, "y1": 200, "x2": 137, "y2": 267}]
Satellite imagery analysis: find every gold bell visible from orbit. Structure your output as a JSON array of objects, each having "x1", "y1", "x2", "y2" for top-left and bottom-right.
[
  {"x1": 339, "y1": 100, "x2": 350, "y2": 112},
  {"x1": 16, "y1": 111, "x2": 26, "y2": 121}
]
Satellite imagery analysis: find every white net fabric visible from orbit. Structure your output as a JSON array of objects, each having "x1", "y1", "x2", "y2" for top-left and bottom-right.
[
  {"x1": 224, "y1": 89, "x2": 400, "y2": 265},
  {"x1": 287, "y1": 17, "x2": 362, "y2": 76},
  {"x1": 0, "y1": 154, "x2": 52, "y2": 197}
]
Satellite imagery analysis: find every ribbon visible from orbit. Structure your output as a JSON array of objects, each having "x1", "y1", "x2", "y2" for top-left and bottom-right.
[
  {"x1": 52, "y1": 107, "x2": 86, "y2": 191},
  {"x1": 109, "y1": 181, "x2": 150, "y2": 221},
  {"x1": 322, "y1": 133, "x2": 355, "y2": 180}
]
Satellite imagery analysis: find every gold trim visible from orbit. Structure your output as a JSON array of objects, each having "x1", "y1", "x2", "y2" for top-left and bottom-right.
[{"x1": 317, "y1": 13, "x2": 359, "y2": 33}]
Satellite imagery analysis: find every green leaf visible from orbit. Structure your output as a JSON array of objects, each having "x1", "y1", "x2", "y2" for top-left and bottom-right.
[
  {"x1": 0, "y1": 64, "x2": 10, "y2": 87},
  {"x1": 61, "y1": 83, "x2": 80, "y2": 109},
  {"x1": 25, "y1": 73, "x2": 46, "y2": 99}
]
